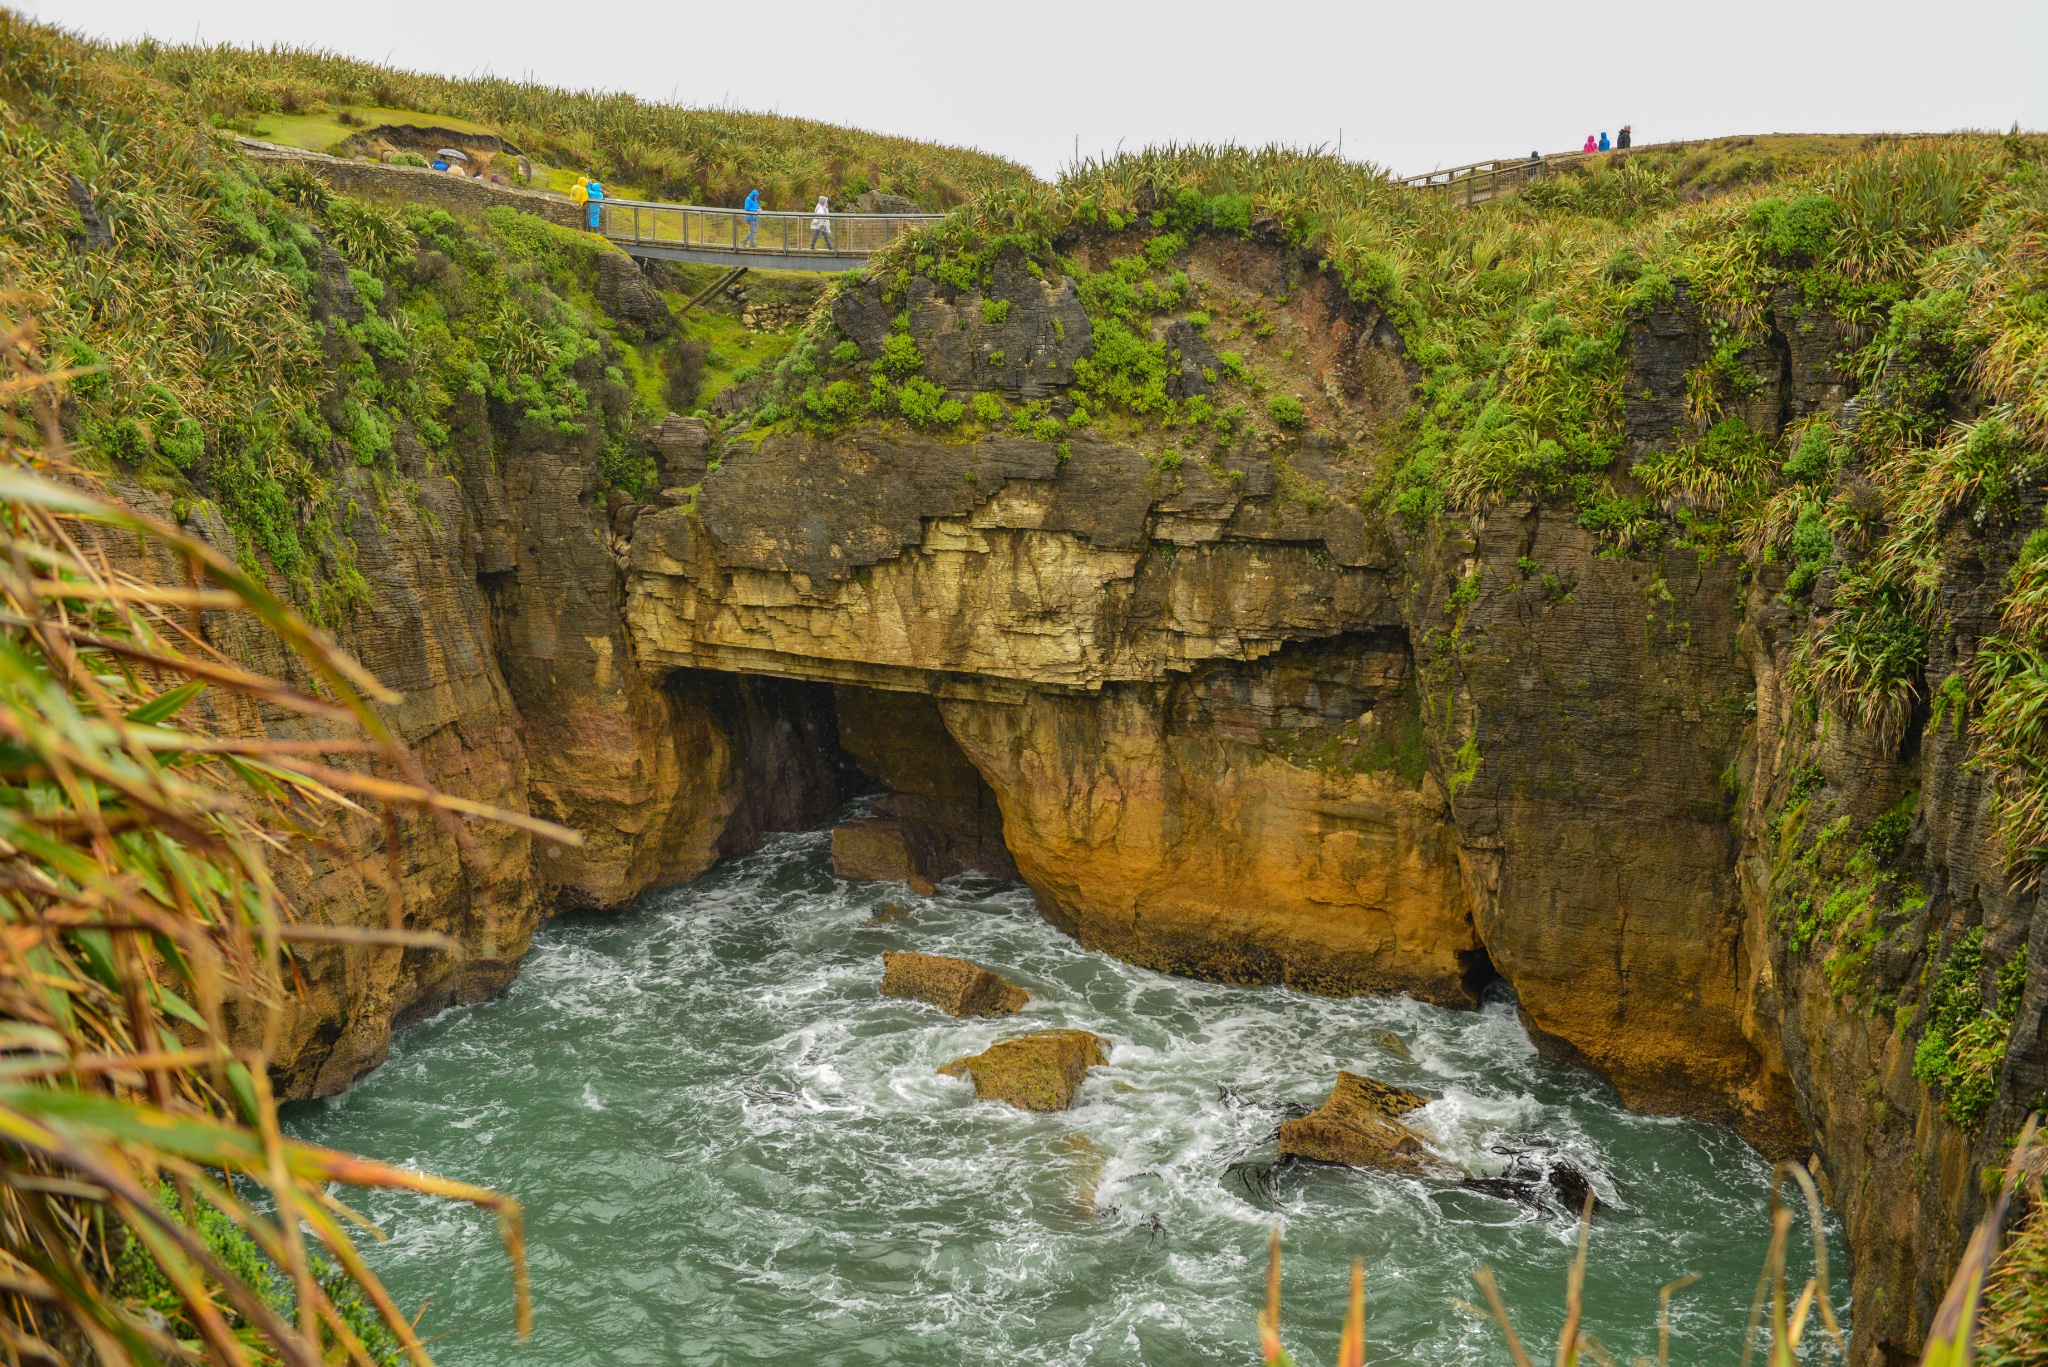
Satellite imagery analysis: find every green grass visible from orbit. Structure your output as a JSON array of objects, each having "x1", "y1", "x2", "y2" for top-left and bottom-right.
[
  {"x1": 108, "y1": 37, "x2": 1034, "y2": 210},
  {"x1": 248, "y1": 102, "x2": 501, "y2": 153}
]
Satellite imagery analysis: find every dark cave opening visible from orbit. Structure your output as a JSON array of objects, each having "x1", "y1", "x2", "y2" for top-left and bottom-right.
[{"x1": 666, "y1": 670, "x2": 1016, "y2": 888}]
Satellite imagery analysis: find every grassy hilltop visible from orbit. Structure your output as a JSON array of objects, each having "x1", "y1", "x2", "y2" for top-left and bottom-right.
[{"x1": 102, "y1": 35, "x2": 1036, "y2": 208}]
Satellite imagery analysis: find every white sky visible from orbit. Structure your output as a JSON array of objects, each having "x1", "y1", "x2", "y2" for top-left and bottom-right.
[{"x1": 21, "y1": 0, "x2": 2048, "y2": 181}]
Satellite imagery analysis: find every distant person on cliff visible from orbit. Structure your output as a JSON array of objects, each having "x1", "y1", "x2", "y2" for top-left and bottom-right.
[
  {"x1": 1582, "y1": 133, "x2": 1598, "y2": 154},
  {"x1": 585, "y1": 179, "x2": 604, "y2": 231},
  {"x1": 1617, "y1": 125, "x2": 1633, "y2": 150},
  {"x1": 1598, "y1": 131, "x2": 1610, "y2": 152},
  {"x1": 810, "y1": 195, "x2": 834, "y2": 250},
  {"x1": 743, "y1": 188, "x2": 761, "y2": 247}
]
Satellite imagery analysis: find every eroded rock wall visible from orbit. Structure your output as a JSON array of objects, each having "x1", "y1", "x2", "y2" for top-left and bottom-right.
[{"x1": 939, "y1": 634, "x2": 1483, "y2": 1002}]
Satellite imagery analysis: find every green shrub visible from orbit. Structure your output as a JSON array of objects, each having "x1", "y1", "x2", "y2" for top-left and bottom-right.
[
  {"x1": 1764, "y1": 194, "x2": 1842, "y2": 260},
  {"x1": 1782, "y1": 427, "x2": 1837, "y2": 484},
  {"x1": 1209, "y1": 192, "x2": 1253, "y2": 235},
  {"x1": 1784, "y1": 504, "x2": 1834, "y2": 596},
  {"x1": 1071, "y1": 319, "x2": 1169, "y2": 414},
  {"x1": 980, "y1": 298, "x2": 1011, "y2": 325},
  {"x1": 894, "y1": 377, "x2": 961, "y2": 427},
  {"x1": 157, "y1": 414, "x2": 206, "y2": 469},
  {"x1": 972, "y1": 392, "x2": 1002, "y2": 423},
  {"x1": 879, "y1": 332, "x2": 925, "y2": 377},
  {"x1": 56, "y1": 336, "x2": 110, "y2": 395},
  {"x1": 800, "y1": 378, "x2": 866, "y2": 429},
  {"x1": 1269, "y1": 395, "x2": 1306, "y2": 429},
  {"x1": 1912, "y1": 928, "x2": 2027, "y2": 1129},
  {"x1": 830, "y1": 339, "x2": 861, "y2": 365}
]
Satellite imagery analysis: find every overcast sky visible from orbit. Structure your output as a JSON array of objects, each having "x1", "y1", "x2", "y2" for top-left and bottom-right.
[{"x1": 21, "y1": 0, "x2": 2048, "y2": 181}]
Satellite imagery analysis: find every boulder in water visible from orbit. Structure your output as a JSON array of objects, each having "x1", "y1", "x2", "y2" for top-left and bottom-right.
[
  {"x1": 1371, "y1": 1030, "x2": 1414, "y2": 1062},
  {"x1": 833, "y1": 819, "x2": 938, "y2": 894},
  {"x1": 881, "y1": 951, "x2": 1029, "y2": 1017},
  {"x1": 1277, "y1": 1071, "x2": 1453, "y2": 1175},
  {"x1": 938, "y1": 1030, "x2": 1108, "y2": 1111}
]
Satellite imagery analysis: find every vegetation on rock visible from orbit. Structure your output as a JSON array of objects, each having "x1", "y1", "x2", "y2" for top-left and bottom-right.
[
  {"x1": 0, "y1": 303, "x2": 548, "y2": 1362},
  {"x1": 101, "y1": 39, "x2": 1031, "y2": 210}
]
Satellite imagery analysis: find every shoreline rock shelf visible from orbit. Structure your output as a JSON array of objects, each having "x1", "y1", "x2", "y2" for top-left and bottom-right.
[
  {"x1": 880, "y1": 951, "x2": 1030, "y2": 1017},
  {"x1": 1277, "y1": 1071, "x2": 1453, "y2": 1176},
  {"x1": 938, "y1": 1030, "x2": 1110, "y2": 1111}
]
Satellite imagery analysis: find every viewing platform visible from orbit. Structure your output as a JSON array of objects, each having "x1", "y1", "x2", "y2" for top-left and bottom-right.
[{"x1": 597, "y1": 200, "x2": 945, "y2": 272}]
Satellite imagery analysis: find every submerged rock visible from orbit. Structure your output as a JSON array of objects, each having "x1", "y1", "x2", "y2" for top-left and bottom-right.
[
  {"x1": 1276, "y1": 1071, "x2": 1453, "y2": 1175},
  {"x1": 880, "y1": 951, "x2": 1030, "y2": 1017},
  {"x1": 1371, "y1": 1030, "x2": 1414, "y2": 1062},
  {"x1": 1460, "y1": 1145, "x2": 1607, "y2": 1215},
  {"x1": 938, "y1": 1030, "x2": 1108, "y2": 1111}
]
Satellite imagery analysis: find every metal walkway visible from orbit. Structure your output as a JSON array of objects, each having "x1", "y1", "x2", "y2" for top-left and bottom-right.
[
  {"x1": 598, "y1": 200, "x2": 943, "y2": 272},
  {"x1": 596, "y1": 145, "x2": 1614, "y2": 270}
]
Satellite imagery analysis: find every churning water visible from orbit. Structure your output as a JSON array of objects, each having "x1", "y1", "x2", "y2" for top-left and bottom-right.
[{"x1": 285, "y1": 815, "x2": 1844, "y2": 1366}]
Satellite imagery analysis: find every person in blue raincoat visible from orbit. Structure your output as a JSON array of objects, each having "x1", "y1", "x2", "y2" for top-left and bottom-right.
[
  {"x1": 1597, "y1": 131, "x2": 1610, "y2": 152},
  {"x1": 585, "y1": 179, "x2": 605, "y2": 231},
  {"x1": 743, "y1": 188, "x2": 761, "y2": 247}
]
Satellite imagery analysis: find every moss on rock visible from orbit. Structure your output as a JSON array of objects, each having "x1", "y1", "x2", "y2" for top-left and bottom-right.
[
  {"x1": 938, "y1": 1030, "x2": 1108, "y2": 1111},
  {"x1": 881, "y1": 951, "x2": 1029, "y2": 1017}
]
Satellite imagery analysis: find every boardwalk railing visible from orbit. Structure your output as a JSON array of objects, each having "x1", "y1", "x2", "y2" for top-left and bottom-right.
[
  {"x1": 598, "y1": 199, "x2": 944, "y2": 260},
  {"x1": 1399, "y1": 152, "x2": 1589, "y2": 206}
]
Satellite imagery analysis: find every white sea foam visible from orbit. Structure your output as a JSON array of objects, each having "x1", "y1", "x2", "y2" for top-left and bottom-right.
[{"x1": 287, "y1": 818, "x2": 1842, "y2": 1366}]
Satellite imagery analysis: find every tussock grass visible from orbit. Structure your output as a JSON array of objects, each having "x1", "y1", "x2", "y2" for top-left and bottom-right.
[{"x1": 101, "y1": 38, "x2": 1033, "y2": 211}]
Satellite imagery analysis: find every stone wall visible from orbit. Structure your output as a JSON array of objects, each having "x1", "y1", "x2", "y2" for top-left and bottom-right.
[{"x1": 236, "y1": 138, "x2": 584, "y2": 230}]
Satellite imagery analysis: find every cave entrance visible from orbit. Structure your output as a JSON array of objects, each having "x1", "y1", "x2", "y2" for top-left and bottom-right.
[
  {"x1": 666, "y1": 670, "x2": 1015, "y2": 890},
  {"x1": 826, "y1": 685, "x2": 1019, "y2": 892}
]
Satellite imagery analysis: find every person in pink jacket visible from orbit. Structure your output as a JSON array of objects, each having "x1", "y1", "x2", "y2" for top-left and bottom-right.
[{"x1": 1582, "y1": 133, "x2": 1599, "y2": 154}]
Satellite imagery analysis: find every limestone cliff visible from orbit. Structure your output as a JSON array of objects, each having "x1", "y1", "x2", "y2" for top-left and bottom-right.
[{"x1": 85, "y1": 158, "x2": 2036, "y2": 1367}]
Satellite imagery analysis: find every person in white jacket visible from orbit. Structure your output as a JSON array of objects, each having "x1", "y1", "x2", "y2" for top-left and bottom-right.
[{"x1": 809, "y1": 196, "x2": 834, "y2": 250}]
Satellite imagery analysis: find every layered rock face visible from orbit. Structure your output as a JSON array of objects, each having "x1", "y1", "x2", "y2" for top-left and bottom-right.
[{"x1": 180, "y1": 222, "x2": 2036, "y2": 1365}]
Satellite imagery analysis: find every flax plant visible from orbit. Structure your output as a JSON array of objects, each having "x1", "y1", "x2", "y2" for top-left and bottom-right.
[{"x1": 0, "y1": 304, "x2": 570, "y2": 1363}]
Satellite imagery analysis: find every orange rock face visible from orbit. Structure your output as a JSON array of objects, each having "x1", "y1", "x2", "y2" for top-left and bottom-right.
[
  {"x1": 939, "y1": 650, "x2": 1486, "y2": 1006},
  {"x1": 879, "y1": 952, "x2": 1029, "y2": 1016}
]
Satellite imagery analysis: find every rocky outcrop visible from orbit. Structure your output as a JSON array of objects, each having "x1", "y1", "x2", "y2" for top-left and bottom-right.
[
  {"x1": 134, "y1": 215, "x2": 2036, "y2": 1366},
  {"x1": 1407, "y1": 502, "x2": 1798, "y2": 1140},
  {"x1": 939, "y1": 1030, "x2": 1109, "y2": 1110},
  {"x1": 939, "y1": 647, "x2": 1483, "y2": 1002},
  {"x1": 1277, "y1": 1072, "x2": 1445, "y2": 1174},
  {"x1": 879, "y1": 952, "x2": 1030, "y2": 1016},
  {"x1": 597, "y1": 252, "x2": 672, "y2": 339}
]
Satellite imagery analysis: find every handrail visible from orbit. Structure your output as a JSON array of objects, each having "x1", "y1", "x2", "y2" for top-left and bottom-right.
[
  {"x1": 1397, "y1": 151, "x2": 1592, "y2": 206},
  {"x1": 596, "y1": 198, "x2": 945, "y2": 259}
]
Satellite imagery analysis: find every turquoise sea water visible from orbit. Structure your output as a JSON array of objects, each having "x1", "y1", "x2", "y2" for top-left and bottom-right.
[{"x1": 285, "y1": 815, "x2": 1844, "y2": 1366}]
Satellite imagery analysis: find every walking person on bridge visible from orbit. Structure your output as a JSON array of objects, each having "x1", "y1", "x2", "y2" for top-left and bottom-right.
[
  {"x1": 585, "y1": 178, "x2": 605, "y2": 231},
  {"x1": 743, "y1": 188, "x2": 761, "y2": 247},
  {"x1": 809, "y1": 194, "x2": 834, "y2": 251}
]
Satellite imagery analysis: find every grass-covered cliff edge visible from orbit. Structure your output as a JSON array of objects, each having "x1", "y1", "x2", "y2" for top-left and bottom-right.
[
  {"x1": 5, "y1": 9, "x2": 2047, "y2": 1363},
  {"x1": 705, "y1": 133, "x2": 2048, "y2": 1362}
]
